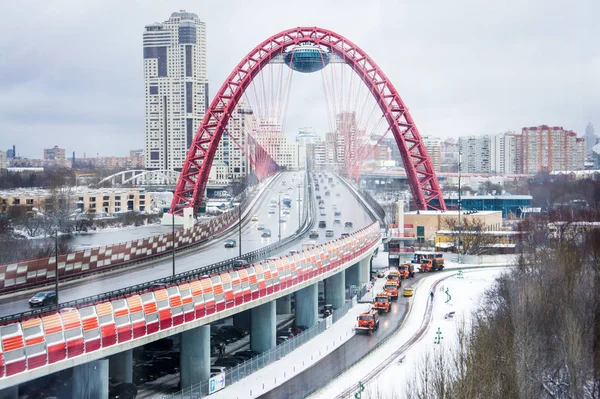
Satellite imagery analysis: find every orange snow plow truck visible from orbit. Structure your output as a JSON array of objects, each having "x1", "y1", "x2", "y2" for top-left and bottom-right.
[
  {"x1": 414, "y1": 252, "x2": 445, "y2": 272},
  {"x1": 354, "y1": 308, "x2": 380, "y2": 334},
  {"x1": 372, "y1": 292, "x2": 392, "y2": 313},
  {"x1": 398, "y1": 263, "x2": 414, "y2": 279},
  {"x1": 383, "y1": 279, "x2": 400, "y2": 300}
]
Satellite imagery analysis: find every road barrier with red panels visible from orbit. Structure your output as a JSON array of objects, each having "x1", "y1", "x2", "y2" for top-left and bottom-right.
[
  {"x1": 0, "y1": 186, "x2": 260, "y2": 294},
  {"x1": 0, "y1": 223, "x2": 381, "y2": 383}
]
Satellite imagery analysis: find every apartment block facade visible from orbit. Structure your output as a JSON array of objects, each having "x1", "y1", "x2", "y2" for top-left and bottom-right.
[{"x1": 143, "y1": 11, "x2": 208, "y2": 171}]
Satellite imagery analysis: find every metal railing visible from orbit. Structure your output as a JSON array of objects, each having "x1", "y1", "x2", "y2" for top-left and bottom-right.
[
  {"x1": 167, "y1": 285, "x2": 364, "y2": 399},
  {"x1": 0, "y1": 173, "x2": 315, "y2": 325}
]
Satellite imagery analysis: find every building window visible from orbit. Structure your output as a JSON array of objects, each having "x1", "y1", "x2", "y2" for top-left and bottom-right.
[
  {"x1": 89, "y1": 197, "x2": 96, "y2": 202},
  {"x1": 103, "y1": 196, "x2": 110, "y2": 201}
]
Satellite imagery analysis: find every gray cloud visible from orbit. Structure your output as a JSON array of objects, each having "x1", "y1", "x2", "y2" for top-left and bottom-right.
[{"x1": 0, "y1": 0, "x2": 598, "y2": 158}]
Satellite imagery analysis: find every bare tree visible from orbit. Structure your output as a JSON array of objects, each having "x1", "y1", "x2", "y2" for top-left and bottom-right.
[{"x1": 441, "y1": 216, "x2": 501, "y2": 255}]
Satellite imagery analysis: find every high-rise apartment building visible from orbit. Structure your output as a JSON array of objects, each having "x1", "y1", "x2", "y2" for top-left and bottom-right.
[
  {"x1": 44, "y1": 146, "x2": 66, "y2": 161},
  {"x1": 422, "y1": 136, "x2": 441, "y2": 173},
  {"x1": 440, "y1": 138, "x2": 459, "y2": 173},
  {"x1": 143, "y1": 11, "x2": 208, "y2": 171},
  {"x1": 253, "y1": 119, "x2": 299, "y2": 170},
  {"x1": 490, "y1": 132, "x2": 519, "y2": 175},
  {"x1": 0, "y1": 151, "x2": 6, "y2": 169},
  {"x1": 520, "y1": 126, "x2": 585, "y2": 173},
  {"x1": 213, "y1": 103, "x2": 257, "y2": 183},
  {"x1": 458, "y1": 135, "x2": 491, "y2": 174}
]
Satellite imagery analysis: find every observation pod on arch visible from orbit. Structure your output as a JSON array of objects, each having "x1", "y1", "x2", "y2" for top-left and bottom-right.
[{"x1": 170, "y1": 26, "x2": 446, "y2": 216}]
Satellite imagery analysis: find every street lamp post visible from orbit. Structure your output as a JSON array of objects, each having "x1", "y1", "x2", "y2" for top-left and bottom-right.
[
  {"x1": 457, "y1": 150, "x2": 462, "y2": 264},
  {"x1": 278, "y1": 192, "x2": 282, "y2": 242},
  {"x1": 171, "y1": 202, "x2": 189, "y2": 279},
  {"x1": 238, "y1": 204, "x2": 242, "y2": 258},
  {"x1": 54, "y1": 227, "x2": 59, "y2": 307}
]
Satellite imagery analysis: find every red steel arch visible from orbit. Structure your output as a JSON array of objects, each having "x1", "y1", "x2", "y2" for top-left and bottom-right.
[{"x1": 171, "y1": 27, "x2": 446, "y2": 213}]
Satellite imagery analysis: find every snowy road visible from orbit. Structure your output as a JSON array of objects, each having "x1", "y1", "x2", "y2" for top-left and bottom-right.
[{"x1": 313, "y1": 268, "x2": 505, "y2": 399}]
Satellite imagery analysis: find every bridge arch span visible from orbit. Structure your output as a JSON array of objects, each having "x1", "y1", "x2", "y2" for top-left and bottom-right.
[{"x1": 171, "y1": 27, "x2": 445, "y2": 213}]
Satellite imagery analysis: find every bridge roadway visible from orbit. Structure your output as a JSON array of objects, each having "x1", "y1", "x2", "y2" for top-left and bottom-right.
[
  {"x1": 0, "y1": 171, "x2": 372, "y2": 318},
  {"x1": 0, "y1": 171, "x2": 301, "y2": 317}
]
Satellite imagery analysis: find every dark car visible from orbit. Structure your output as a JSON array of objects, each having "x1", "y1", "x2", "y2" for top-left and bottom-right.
[
  {"x1": 277, "y1": 328, "x2": 294, "y2": 339},
  {"x1": 334, "y1": 211, "x2": 341, "y2": 217},
  {"x1": 150, "y1": 282, "x2": 168, "y2": 291},
  {"x1": 291, "y1": 326, "x2": 308, "y2": 336},
  {"x1": 345, "y1": 221, "x2": 353, "y2": 228},
  {"x1": 133, "y1": 364, "x2": 160, "y2": 384},
  {"x1": 218, "y1": 325, "x2": 249, "y2": 340},
  {"x1": 213, "y1": 357, "x2": 244, "y2": 368},
  {"x1": 29, "y1": 291, "x2": 57, "y2": 307},
  {"x1": 153, "y1": 355, "x2": 180, "y2": 375},
  {"x1": 109, "y1": 382, "x2": 138, "y2": 399},
  {"x1": 224, "y1": 239, "x2": 236, "y2": 248},
  {"x1": 232, "y1": 259, "x2": 249, "y2": 270},
  {"x1": 234, "y1": 350, "x2": 260, "y2": 360},
  {"x1": 261, "y1": 229, "x2": 272, "y2": 238},
  {"x1": 318, "y1": 221, "x2": 326, "y2": 228},
  {"x1": 341, "y1": 233, "x2": 350, "y2": 238}
]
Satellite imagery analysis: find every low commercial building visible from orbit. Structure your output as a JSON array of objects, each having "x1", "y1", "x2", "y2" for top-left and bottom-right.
[
  {"x1": 0, "y1": 188, "x2": 152, "y2": 216},
  {"x1": 404, "y1": 210, "x2": 503, "y2": 244},
  {"x1": 434, "y1": 230, "x2": 523, "y2": 254},
  {"x1": 442, "y1": 194, "x2": 532, "y2": 218}
]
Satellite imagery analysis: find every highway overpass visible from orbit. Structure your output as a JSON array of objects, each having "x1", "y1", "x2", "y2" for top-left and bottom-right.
[{"x1": 0, "y1": 171, "x2": 381, "y2": 398}]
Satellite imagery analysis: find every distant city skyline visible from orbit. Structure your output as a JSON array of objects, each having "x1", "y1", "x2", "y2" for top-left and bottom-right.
[{"x1": 1, "y1": 0, "x2": 598, "y2": 158}]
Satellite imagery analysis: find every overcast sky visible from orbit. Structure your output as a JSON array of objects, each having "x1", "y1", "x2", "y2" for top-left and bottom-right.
[{"x1": 0, "y1": 0, "x2": 598, "y2": 158}]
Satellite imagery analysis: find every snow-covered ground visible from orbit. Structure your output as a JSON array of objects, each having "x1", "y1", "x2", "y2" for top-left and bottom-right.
[{"x1": 311, "y1": 268, "x2": 505, "y2": 399}]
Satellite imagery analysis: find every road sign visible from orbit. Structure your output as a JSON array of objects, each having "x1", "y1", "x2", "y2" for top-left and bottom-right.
[{"x1": 209, "y1": 372, "x2": 226, "y2": 394}]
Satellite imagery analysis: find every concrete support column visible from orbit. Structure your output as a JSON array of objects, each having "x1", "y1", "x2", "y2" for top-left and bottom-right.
[
  {"x1": 250, "y1": 301, "x2": 276, "y2": 353},
  {"x1": 295, "y1": 283, "x2": 318, "y2": 327},
  {"x1": 0, "y1": 385, "x2": 17, "y2": 399},
  {"x1": 325, "y1": 271, "x2": 345, "y2": 309},
  {"x1": 109, "y1": 349, "x2": 132, "y2": 383},
  {"x1": 72, "y1": 359, "x2": 109, "y2": 399},
  {"x1": 180, "y1": 325, "x2": 211, "y2": 390},
  {"x1": 233, "y1": 309, "x2": 251, "y2": 331},
  {"x1": 276, "y1": 295, "x2": 292, "y2": 314},
  {"x1": 360, "y1": 256, "x2": 372, "y2": 285},
  {"x1": 345, "y1": 263, "x2": 360, "y2": 289}
]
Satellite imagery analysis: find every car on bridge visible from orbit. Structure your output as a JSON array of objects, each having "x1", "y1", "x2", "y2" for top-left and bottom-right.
[
  {"x1": 261, "y1": 229, "x2": 272, "y2": 238},
  {"x1": 309, "y1": 230, "x2": 319, "y2": 239},
  {"x1": 224, "y1": 239, "x2": 237, "y2": 248},
  {"x1": 326, "y1": 229, "x2": 334, "y2": 237},
  {"x1": 268, "y1": 209, "x2": 276, "y2": 214},
  {"x1": 325, "y1": 191, "x2": 330, "y2": 196},
  {"x1": 251, "y1": 215, "x2": 259, "y2": 221},
  {"x1": 232, "y1": 260, "x2": 249, "y2": 270},
  {"x1": 336, "y1": 192, "x2": 341, "y2": 197},
  {"x1": 345, "y1": 221, "x2": 353, "y2": 228},
  {"x1": 334, "y1": 219, "x2": 341, "y2": 224},
  {"x1": 257, "y1": 223, "x2": 265, "y2": 230},
  {"x1": 341, "y1": 232, "x2": 350, "y2": 238},
  {"x1": 318, "y1": 220, "x2": 327, "y2": 228},
  {"x1": 28, "y1": 291, "x2": 57, "y2": 307}
]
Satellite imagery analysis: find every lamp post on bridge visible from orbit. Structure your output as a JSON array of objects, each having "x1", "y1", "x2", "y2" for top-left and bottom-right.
[
  {"x1": 278, "y1": 192, "x2": 282, "y2": 242},
  {"x1": 32, "y1": 208, "x2": 60, "y2": 308},
  {"x1": 171, "y1": 201, "x2": 189, "y2": 279}
]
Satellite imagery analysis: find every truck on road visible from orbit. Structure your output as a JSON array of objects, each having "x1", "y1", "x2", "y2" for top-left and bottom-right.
[
  {"x1": 372, "y1": 292, "x2": 392, "y2": 313},
  {"x1": 413, "y1": 252, "x2": 445, "y2": 272},
  {"x1": 354, "y1": 308, "x2": 380, "y2": 334},
  {"x1": 398, "y1": 263, "x2": 414, "y2": 279},
  {"x1": 383, "y1": 280, "x2": 400, "y2": 300}
]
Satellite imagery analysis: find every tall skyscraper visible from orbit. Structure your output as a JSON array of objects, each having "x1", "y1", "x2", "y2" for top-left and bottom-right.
[
  {"x1": 584, "y1": 123, "x2": 597, "y2": 156},
  {"x1": 143, "y1": 11, "x2": 208, "y2": 171}
]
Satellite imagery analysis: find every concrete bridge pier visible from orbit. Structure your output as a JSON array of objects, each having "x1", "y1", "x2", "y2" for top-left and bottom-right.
[
  {"x1": 295, "y1": 283, "x2": 318, "y2": 327},
  {"x1": 72, "y1": 358, "x2": 109, "y2": 399},
  {"x1": 0, "y1": 385, "x2": 17, "y2": 399},
  {"x1": 109, "y1": 349, "x2": 132, "y2": 383},
  {"x1": 180, "y1": 325, "x2": 211, "y2": 390},
  {"x1": 360, "y1": 255, "x2": 372, "y2": 285},
  {"x1": 345, "y1": 263, "x2": 360, "y2": 291},
  {"x1": 325, "y1": 271, "x2": 345, "y2": 310},
  {"x1": 250, "y1": 301, "x2": 276, "y2": 353},
  {"x1": 276, "y1": 295, "x2": 292, "y2": 314}
]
